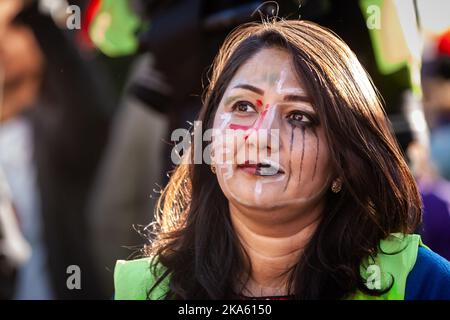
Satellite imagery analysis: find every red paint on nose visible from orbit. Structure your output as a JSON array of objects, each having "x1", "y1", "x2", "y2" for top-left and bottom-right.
[
  {"x1": 243, "y1": 104, "x2": 271, "y2": 141},
  {"x1": 253, "y1": 104, "x2": 270, "y2": 131},
  {"x1": 256, "y1": 99, "x2": 263, "y2": 107}
]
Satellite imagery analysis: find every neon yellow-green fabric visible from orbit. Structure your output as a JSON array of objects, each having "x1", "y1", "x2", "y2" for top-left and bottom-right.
[
  {"x1": 89, "y1": 0, "x2": 141, "y2": 57},
  {"x1": 114, "y1": 233, "x2": 424, "y2": 300},
  {"x1": 350, "y1": 233, "x2": 425, "y2": 300},
  {"x1": 114, "y1": 258, "x2": 169, "y2": 300}
]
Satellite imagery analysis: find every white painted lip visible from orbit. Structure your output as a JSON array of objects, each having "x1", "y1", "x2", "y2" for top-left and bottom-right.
[
  {"x1": 236, "y1": 159, "x2": 284, "y2": 170},
  {"x1": 234, "y1": 159, "x2": 285, "y2": 177},
  {"x1": 256, "y1": 160, "x2": 285, "y2": 176},
  {"x1": 235, "y1": 160, "x2": 285, "y2": 176}
]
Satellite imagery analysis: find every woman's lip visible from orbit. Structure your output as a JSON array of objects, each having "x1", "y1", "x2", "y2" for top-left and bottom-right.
[
  {"x1": 238, "y1": 165, "x2": 257, "y2": 175},
  {"x1": 237, "y1": 163, "x2": 285, "y2": 176}
]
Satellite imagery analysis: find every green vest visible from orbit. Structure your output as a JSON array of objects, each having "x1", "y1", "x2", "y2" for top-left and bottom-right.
[{"x1": 114, "y1": 233, "x2": 424, "y2": 300}]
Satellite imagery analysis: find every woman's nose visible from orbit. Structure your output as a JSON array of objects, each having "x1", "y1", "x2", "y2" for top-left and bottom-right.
[{"x1": 245, "y1": 105, "x2": 280, "y2": 152}]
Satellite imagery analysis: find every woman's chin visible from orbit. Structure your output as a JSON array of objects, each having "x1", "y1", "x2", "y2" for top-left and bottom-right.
[
  {"x1": 218, "y1": 169, "x2": 303, "y2": 208},
  {"x1": 224, "y1": 182, "x2": 288, "y2": 208}
]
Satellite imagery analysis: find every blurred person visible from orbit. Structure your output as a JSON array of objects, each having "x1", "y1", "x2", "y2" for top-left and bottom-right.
[
  {"x1": 423, "y1": 30, "x2": 450, "y2": 181},
  {"x1": 88, "y1": 54, "x2": 169, "y2": 296},
  {"x1": 0, "y1": 1, "x2": 111, "y2": 299},
  {"x1": 408, "y1": 142, "x2": 450, "y2": 261},
  {"x1": 414, "y1": 30, "x2": 450, "y2": 261},
  {"x1": 0, "y1": 168, "x2": 31, "y2": 299},
  {"x1": 0, "y1": 0, "x2": 52, "y2": 299},
  {"x1": 114, "y1": 19, "x2": 450, "y2": 300}
]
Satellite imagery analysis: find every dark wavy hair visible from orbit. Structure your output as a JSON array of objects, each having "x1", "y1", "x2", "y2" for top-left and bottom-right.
[{"x1": 144, "y1": 19, "x2": 422, "y2": 299}]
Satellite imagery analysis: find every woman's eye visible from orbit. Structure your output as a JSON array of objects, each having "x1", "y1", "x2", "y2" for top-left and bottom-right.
[
  {"x1": 287, "y1": 112, "x2": 314, "y2": 126},
  {"x1": 232, "y1": 101, "x2": 256, "y2": 113}
]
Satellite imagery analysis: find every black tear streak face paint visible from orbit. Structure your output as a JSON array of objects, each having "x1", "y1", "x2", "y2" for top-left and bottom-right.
[
  {"x1": 311, "y1": 128, "x2": 319, "y2": 181},
  {"x1": 283, "y1": 125, "x2": 295, "y2": 191},
  {"x1": 298, "y1": 126, "x2": 305, "y2": 183}
]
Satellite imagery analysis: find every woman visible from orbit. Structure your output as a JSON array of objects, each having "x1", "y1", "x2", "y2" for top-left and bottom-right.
[{"x1": 114, "y1": 20, "x2": 450, "y2": 300}]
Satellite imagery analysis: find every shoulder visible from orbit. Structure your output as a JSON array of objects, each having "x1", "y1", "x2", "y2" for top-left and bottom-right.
[
  {"x1": 405, "y1": 247, "x2": 450, "y2": 300},
  {"x1": 114, "y1": 257, "x2": 169, "y2": 300},
  {"x1": 356, "y1": 234, "x2": 421, "y2": 299}
]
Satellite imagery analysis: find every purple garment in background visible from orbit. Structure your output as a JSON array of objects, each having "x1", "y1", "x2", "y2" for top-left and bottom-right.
[{"x1": 419, "y1": 178, "x2": 450, "y2": 261}]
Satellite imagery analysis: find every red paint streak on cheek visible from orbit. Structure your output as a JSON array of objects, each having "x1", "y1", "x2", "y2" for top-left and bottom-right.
[
  {"x1": 229, "y1": 123, "x2": 253, "y2": 141},
  {"x1": 229, "y1": 123, "x2": 252, "y2": 130}
]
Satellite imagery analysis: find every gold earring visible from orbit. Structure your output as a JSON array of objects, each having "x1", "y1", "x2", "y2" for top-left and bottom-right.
[
  {"x1": 211, "y1": 165, "x2": 216, "y2": 174},
  {"x1": 331, "y1": 179, "x2": 342, "y2": 193}
]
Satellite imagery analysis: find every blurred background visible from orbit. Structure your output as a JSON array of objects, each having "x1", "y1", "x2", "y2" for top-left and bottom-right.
[{"x1": 0, "y1": 0, "x2": 449, "y2": 299}]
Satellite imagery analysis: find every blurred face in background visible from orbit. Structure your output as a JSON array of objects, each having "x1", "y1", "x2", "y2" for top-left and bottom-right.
[{"x1": 0, "y1": 0, "x2": 44, "y2": 123}]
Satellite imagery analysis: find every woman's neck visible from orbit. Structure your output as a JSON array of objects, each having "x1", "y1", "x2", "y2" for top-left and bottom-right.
[{"x1": 229, "y1": 203, "x2": 322, "y2": 297}]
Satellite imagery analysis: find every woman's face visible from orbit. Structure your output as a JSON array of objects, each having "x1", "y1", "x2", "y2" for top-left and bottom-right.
[{"x1": 212, "y1": 47, "x2": 332, "y2": 212}]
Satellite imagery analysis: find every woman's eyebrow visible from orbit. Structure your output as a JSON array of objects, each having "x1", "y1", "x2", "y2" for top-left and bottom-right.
[
  {"x1": 223, "y1": 95, "x2": 243, "y2": 106},
  {"x1": 283, "y1": 94, "x2": 311, "y2": 103},
  {"x1": 232, "y1": 84, "x2": 264, "y2": 95}
]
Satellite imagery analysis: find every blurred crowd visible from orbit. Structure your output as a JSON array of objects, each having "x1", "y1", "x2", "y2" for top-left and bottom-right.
[{"x1": 0, "y1": 0, "x2": 449, "y2": 299}]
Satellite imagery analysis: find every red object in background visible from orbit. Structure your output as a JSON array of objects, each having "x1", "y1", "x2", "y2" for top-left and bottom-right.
[
  {"x1": 437, "y1": 29, "x2": 450, "y2": 56},
  {"x1": 77, "y1": 0, "x2": 102, "y2": 50}
]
